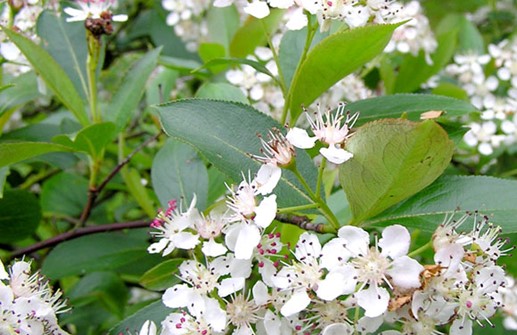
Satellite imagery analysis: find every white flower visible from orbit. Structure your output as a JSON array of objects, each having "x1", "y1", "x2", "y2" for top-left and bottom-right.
[
  {"x1": 337, "y1": 225, "x2": 424, "y2": 317},
  {"x1": 138, "y1": 320, "x2": 157, "y2": 335},
  {"x1": 64, "y1": 0, "x2": 128, "y2": 22},
  {"x1": 286, "y1": 103, "x2": 358, "y2": 164},
  {"x1": 148, "y1": 196, "x2": 200, "y2": 256}
]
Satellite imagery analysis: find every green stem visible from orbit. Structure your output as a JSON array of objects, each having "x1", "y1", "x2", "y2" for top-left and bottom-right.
[
  {"x1": 315, "y1": 157, "x2": 327, "y2": 200},
  {"x1": 260, "y1": 19, "x2": 288, "y2": 97},
  {"x1": 408, "y1": 241, "x2": 432, "y2": 258},
  {"x1": 86, "y1": 34, "x2": 101, "y2": 123},
  {"x1": 277, "y1": 203, "x2": 319, "y2": 214},
  {"x1": 290, "y1": 165, "x2": 340, "y2": 230}
]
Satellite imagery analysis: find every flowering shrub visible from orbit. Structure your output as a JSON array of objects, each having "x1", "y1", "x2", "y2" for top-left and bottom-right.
[{"x1": 0, "y1": 0, "x2": 516, "y2": 334}]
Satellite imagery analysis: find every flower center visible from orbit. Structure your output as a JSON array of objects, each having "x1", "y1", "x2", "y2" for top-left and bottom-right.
[{"x1": 352, "y1": 248, "x2": 390, "y2": 286}]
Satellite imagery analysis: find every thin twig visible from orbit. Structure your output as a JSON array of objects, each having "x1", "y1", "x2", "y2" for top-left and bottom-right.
[
  {"x1": 78, "y1": 131, "x2": 163, "y2": 225},
  {"x1": 275, "y1": 214, "x2": 329, "y2": 233},
  {"x1": 10, "y1": 220, "x2": 150, "y2": 259}
]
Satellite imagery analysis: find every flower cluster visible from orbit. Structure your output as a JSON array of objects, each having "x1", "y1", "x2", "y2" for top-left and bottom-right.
[
  {"x1": 215, "y1": 0, "x2": 407, "y2": 32},
  {"x1": 0, "y1": 259, "x2": 69, "y2": 335},
  {"x1": 430, "y1": 35, "x2": 517, "y2": 159},
  {"x1": 143, "y1": 209, "x2": 511, "y2": 334},
  {"x1": 160, "y1": 0, "x2": 211, "y2": 52}
]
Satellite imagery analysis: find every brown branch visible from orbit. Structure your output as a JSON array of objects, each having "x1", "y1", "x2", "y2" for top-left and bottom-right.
[
  {"x1": 275, "y1": 214, "x2": 330, "y2": 233},
  {"x1": 79, "y1": 131, "x2": 163, "y2": 225},
  {"x1": 10, "y1": 220, "x2": 150, "y2": 259}
]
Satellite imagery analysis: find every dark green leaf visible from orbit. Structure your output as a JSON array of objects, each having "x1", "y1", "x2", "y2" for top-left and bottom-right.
[
  {"x1": 154, "y1": 99, "x2": 319, "y2": 209},
  {"x1": 151, "y1": 139, "x2": 209, "y2": 210},
  {"x1": 206, "y1": 6, "x2": 240, "y2": 52},
  {"x1": 196, "y1": 82, "x2": 249, "y2": 104},
  {"x1": 108, "y1": 300, "x2": 170, "y2": 335},
  {"x1": 0, "y1": 189, "x2": 41, "y2": 243},
  {"x1": 40, "y1": 172, "x2": 88, "y2": 217},
  {"x1": 288, "y1": 23, "x2": 400, "y2": 121},
  {"x1": 340, "y1": 119, "x2": 454, "y2": 224},
  {"x1": 0, "y1": 142, "x2": 76, "y2": 168},
  {"x1": 37, "y1": 10, "x2": 89, "y2": 100},
  {"x1": 56, "y1": 122, "x2": 117, "y2": 159},
  {"x1": 140, "y1": 259, "x2": 183, "y2": 291},
  {"x1": 2, "y1": 28, "x2": 89, "y2": 125},
  {"x1": 458, "y1": 16, "x2": 485, "y2": 54},
  {"x1": 346, "y1": 94, "x2": 477, "y2": 126},
  {"x1": 230, "y1": 9, "x2": 284, "y2": 58},
  {"x1": 0, "y1": 167, "x2": 8, "y2": 198},
  {"x1": 68, "y1": 271, "x2": 128, "y2": 318},
  {"x1": 106, "y1": 48, "x2": 161, "y2": 131},
  {"x1": 0, "y1": 72, "x2": 40, "y2": 117},
  {"x1": 365, "y1": 175, "x2": 517, "y2": 234},
  {"x1": 41, "y1": 230, "x2": 153, "y2": 279},
  {"x1": 121, "y1": 167, "x2": 157, "y2": 218}
]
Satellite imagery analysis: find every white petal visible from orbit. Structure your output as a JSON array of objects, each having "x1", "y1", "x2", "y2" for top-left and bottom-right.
[
  {"x1": 316, "y1": 267, "x2": 357, "y2": 300},
  {"x1": 231, "y1": 258, "x2": 253, "y2": 278},
  {"x1": 355, "y1": 286, "x2": 389, "y2": 317},
  {"x1": 163, "y1": 284, "x2": 197, "y2": 308},
  {"x1": 322, "y1": 323, "x2": 354, "y2": 335},
  {"x1": 320, "y1": 238, "x2": 352, "y2": 270},
  {"x1": 202, "y1": 297, "x2": 227, "y2": 332},
  {"x1": 253, "y1": 281, "x2": 269, "y2": 305},
  {"x1": 218, "y1": 277, "x2": 245, "y2": 297},
  {"x1": 295, "y1": 232, "x2": 322, "y2": 260},
  {"x1": 254, "y1": 194, "x2": 277, "y2": 228},
  {"x1": 235, "y1": 224, "x2": 261, "y2": 259},
  {"x1": 171, "y1": 232, "x2": 200, "y2": 249},
  {"x1": 263, "y1": 310, "x2": 283, "y2": 335},
  {"x1": 387, "y1": 256, "x2": 424, "y2": 289},
  {"x1": 280, "y1": 290, "x2": 311, "y2": 316},
  {"x1": 214, "y1": 0, "x2": 234, "y2": 7},
  {"x1": 357, "y1": 315, "x2": 384, "y2": 334},
  {"x1": 286, "y1": 8, "x2": 308, "y2": 30},
  {"x1": 337, "y1": 226, "x2": 370, "y2": 257},
  {"x1": 379, "y1": 225, "x2": 410, "y2": 258},
  {"x1": 112, "y1": 14, "x2": 128, "y2": 22},
  {"x1": 244, "y1": 1, "x2": 270, "y2": 19},
  {"x1": 139, "y1": 320, "x2": 157, "y2": 335},
  {"x1": 258, "y1": 259, "x2": 277, "y2": 286},
  {"x1": 0, "y1": 260, "x2": 8, "y2": 280},
  {"x1": 201, "y1": 238, "x2": 227, "y2": 257},
  {"x1": 450, "y1": 318, "x2": 472, "y2": 335},
  {"x1": 147, "y1": 238, "x2": 169, "y2": 254},
  {"x1": 319, "y1": 146, "x2": 353, "y2": 164},
  {"x1": 286, "y1": 127, "x2": 317, "y2": 149},
  {"x1": 434, "y1": 243, "x2": 464, "y2": 275},
  {"x1": 256, "y1": 164, "x2": 281, "y2": 195}
]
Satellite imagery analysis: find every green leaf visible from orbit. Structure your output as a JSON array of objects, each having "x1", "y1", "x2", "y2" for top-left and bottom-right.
[
  {"x1": 230, "y1": 9, "x2": 284, "y2": 58},
  {"x1": 278, "y1": 27, "x2": 328, "y2": 91},
  {"x1": 198, "y1": 43, "x2": 227, "y2": 72},
  {"x1": 68, "y1": 271, "x2": 128, "y2": 318},
  {"x1": 0, "y1": 72, "x2": 40, "y2": 117},
  {"x1": 42, "y1": 230, "x2": 153, "y2": 279},
  {"x1": 393, "y1": 24, "x2": 459, "y2": 93},
  {"x1": 458, "y1": 16, "x2": 485, "y2": 54},
  {"x1": 206, "y1": 5, "x2": 240, "y2": 52},
  {"x1": 154, "y1": 99, "x2": 319, "y2": 209},
  {"x1": 40, "y1": 172, "x2": 88, "y2": 217},
  {"x1": 151, "y1": 139, "x2": 209, "y2": 210},
  {"x1": 37, "y1": 10, "x2": 89, "y2": 100},
  {"x1": 288, "y1": 23, "x2": 400, "y2": 121},
  {"x1": 2, "y1": 28, "x2": 89, "y2": 125},
  {"x1": 53, "y1": 122, "x2": 117, "y2": 159},
  {"x1": 121, "y1": 167, "x2": 157, "y2": 218},
  {"x1": 196, "y1": 82, "x2": 249, "y2": 104},
  {"x1": 108, "y1": 300, "x2": 170, "y2": 335},
  {"x1": 0, "y1": 142, "x2": 76, "y2": 168},
  {"x1": 340, "y1": 119, "x2": 454, "y2": 224},
  {"x1": 365, "y1": 175, "x2": 517, "y2": 234},
  {"x1": 0, "y1": 189, "x2": 41, "y2": 243},
  {"x1": 195, "y1": 57, "x2": 278, "y2": 83},
  {"x1": 346, "y1": 94, "x2": 477, "y2": 126},
  {"x1": 106, "y1": 47, "x2": 161, "y2": 131},
  {"x1": 139, "y1": 259, "x2": 183, "y2": 291},
  {"x1": 0, "y1": 167, "x2": 8, "y2": 198}
]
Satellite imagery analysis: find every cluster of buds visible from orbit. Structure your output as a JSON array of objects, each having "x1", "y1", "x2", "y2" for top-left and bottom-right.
[
  {"x1": 0, "y1": 260, "x2": 70, "y2": 335},
  {"x1": 64, "y1": 0, "x2": 127, "y2": 38}
]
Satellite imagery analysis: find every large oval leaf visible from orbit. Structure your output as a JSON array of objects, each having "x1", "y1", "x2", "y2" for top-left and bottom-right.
[
  {"x1": 346, "y1": 94, "x2": 477, "y2": 126},
  {"x1": 41, "y1": 230, "x2": 160, "y2": 279},
  {"x1": 139, "y1": 258, "x2": 183, "y2": 291},
  {"x1": 364, "y1": 175, "x2": 517, "y2": 234},
  {"x1": 154, "y1": 99, "x2": 319, "y2": 209},
  {"x1": 340, "y1": 119, "x2": 454, "y2": 224},
  {"x1": 288, "y1": 23, "x2": 400, "y2": 121},
  {"x1": 0, "y1": 190, "x2": 41, "y2": 243},
  {"x1": 151, "y1": 139, "x2": 209, "y2": 210},
  {"x1": 0, "y1": 142, "x2": 76, "y2": 168}
]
